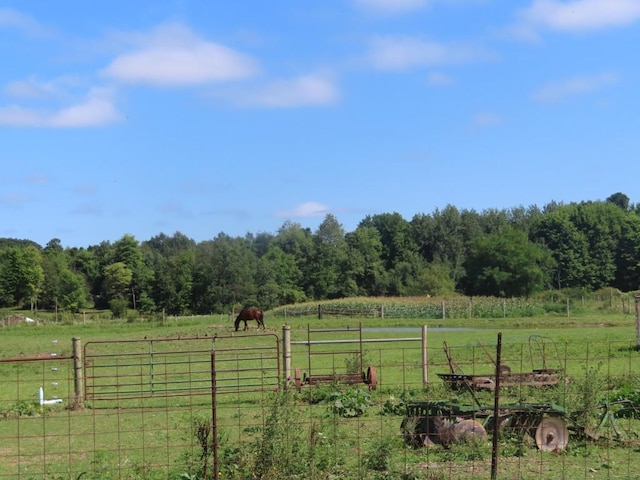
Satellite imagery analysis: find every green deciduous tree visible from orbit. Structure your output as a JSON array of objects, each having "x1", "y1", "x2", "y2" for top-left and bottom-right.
[
  {"x1": 102, "y1": 262, "x2": 133, "y2": 302},
  {"x1": 342, "y1": 226, "x2": 387, "y2": 296},
  {"x1": 463, "y1": 228, "x2": 555, "y2": 297},
  {"x1": 531, "y1": 210, "x2": 590, "y2": 289},
  {"x1": 256, "y1": 246, "x2": 306, "y2": 309},
  {"x1": 41, "y1": 239, "x2": 89, "y2": 312},
  {"x1": 0, "y1": 246, "x2": 44, "y2": 309},
  {"x1": 191, "y1": 234, "x2": 258, "y2": 314},
  {"x1": 359, "y1": 212, "x2": 414, "y2": 271},
  {"x1": 308, "y1": 214, "x2": 348, "y2": 299}
]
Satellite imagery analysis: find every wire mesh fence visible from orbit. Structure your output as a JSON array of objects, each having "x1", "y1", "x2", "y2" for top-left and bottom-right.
[{"x1": 1, "y1": 328, "x2": 639, "y2": 479}]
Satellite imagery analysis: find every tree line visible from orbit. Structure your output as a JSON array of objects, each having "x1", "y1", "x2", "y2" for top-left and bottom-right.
[{"x1": 1, "y1": 193, "x2": 639, "y2": 318}]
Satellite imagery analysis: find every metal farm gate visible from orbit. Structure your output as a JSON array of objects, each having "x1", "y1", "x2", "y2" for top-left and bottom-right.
[{"x1": 82, "y1": 333, "x2": 281, "y2": 478}]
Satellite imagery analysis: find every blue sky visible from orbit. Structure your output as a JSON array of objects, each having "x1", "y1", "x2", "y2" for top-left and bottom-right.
[{"x1": 2, "y1": 0, "x2": 639, "y2": 248}]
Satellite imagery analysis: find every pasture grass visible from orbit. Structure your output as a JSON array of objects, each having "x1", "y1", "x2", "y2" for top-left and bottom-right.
[{"x1": 1, "y1": 308, "x2": 640, "y2": 479}]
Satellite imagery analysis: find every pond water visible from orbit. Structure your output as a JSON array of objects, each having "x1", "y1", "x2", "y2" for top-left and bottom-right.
[{"x1": 363, "y1": 327, "x2": 482, "y2": 333}]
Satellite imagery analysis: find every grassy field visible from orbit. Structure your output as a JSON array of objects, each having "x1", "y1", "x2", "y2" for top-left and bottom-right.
[{"x1": 1, "y1": 307, "x2": 640, "y2": 479}]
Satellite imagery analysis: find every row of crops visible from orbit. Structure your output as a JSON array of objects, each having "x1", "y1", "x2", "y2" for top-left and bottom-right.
[{"x1": 270, "y1": 293, "x2": 636, "y2": 320}]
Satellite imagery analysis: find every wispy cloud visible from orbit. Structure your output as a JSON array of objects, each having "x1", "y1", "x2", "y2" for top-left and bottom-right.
[
  {"x1": 532, "y1": 72, "x2": 618, "y2": 102},
  {"x1": 4, "y1": 76, "x2": 83, "y2": 100},
  {"x1": 276, "y1": 202, "x2": 330, "y2": 218},
  {"x1": 426, "y1": 71, "x2": 455, "y2": 86},
  {"x1": 102, "y1": 23, "x2": 259, "y2": 87},
  {"x1": 0, "y1": 87, "x2": 120, "y2": 127},
  {"x1": 0, "y1": 192, "x2": 30, "y2": 205},
  {"x1": 366, "y1": 35, "x2": 494, "y2": 71},
  {"x1": 26, "y1": 175, "x2": 50, "y2": 185},
  {"x1": 353, "y1": 0, "x2": 430, "y2": 14},
  {"x1": 74, "y1": 184, "x2": 98, "y2": 196},
  {"x1": 71, "y1": 204, "x2": 103, "y2": 216},
  {"x1": 518, "y1": 0, "x2": 640, "y2": 33},
  {"x1": 473, "y1": 112, "x2": 504, "y2": 127},
  {"x1": 0, "y1": 8, "x2": 49, "y2": 37},
  {"x1": 219, "y1": 72, "x2": 339, "y2": 108},
  {"x1": 157, "y1": 202, "x2": 192, "y2": 217}
]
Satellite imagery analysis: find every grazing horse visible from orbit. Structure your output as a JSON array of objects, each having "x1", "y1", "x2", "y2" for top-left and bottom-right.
[{"x1": 234, "y1": 309, "x2": 265, "y2": 331}]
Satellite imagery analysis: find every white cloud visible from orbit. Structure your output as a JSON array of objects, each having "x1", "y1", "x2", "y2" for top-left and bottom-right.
[
  {"x1": 353, "y1": 0, "x2": 430, "y2": 14},
  {"x1": 276, "y1": 202, "x2": 330, "y2": 218},
  {"x1": 519, "y1": 0, "x2": 640, "y2": 32},
  {"x1": 50, "y1": 89, "x2": 121, "y2": 127},
  {"x1": 102, "y1": 23, "x2": 259, "y2": 87},
  {"x1": 366, "y1": 35, "x2": 494, "y2": 71},
  {"x1": 0, "y1": 87, "x2": 120, "y2": 127},
  {"x1": 223, "y1": 73, "x2": 339, "y2": 108},
  {"x1": 532, "y1": 72, "x2": 618, "y2": 102}
]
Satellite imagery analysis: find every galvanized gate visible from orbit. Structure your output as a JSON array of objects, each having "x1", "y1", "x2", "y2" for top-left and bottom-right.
[
  {"x1": 83, "y1": 333, "x2": 281, "y2": 478},
  {"x1": 84, "y1": 333, "x2": 280, "y2": 404}
]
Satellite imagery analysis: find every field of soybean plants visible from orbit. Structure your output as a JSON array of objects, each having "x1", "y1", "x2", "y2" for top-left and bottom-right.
[{"x1": 1, "y1": 306, "x2": 640, "y2": 480}]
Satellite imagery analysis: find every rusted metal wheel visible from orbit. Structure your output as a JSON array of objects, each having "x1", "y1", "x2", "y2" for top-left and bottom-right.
[
  {"x1": 439, "y1": 419, "x2": 487, "y2": 447},
  {"x1": 535, "y1": 416, "x2": 569, "y2": 451},
  {"x1": 294, "y1": 367, "x2": 303, "y2": 390},
  {"x1": 366, "y1": 366, "x2": 377, "y2": 390}
]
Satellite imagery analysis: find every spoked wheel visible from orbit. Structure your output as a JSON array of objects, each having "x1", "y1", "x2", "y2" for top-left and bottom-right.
[
  {"x1": 366, "y1": 366, "x2": 377, "y2": 390},
  {"x1": 535, "y1": 416, "x2": 569, "y2": 451}
]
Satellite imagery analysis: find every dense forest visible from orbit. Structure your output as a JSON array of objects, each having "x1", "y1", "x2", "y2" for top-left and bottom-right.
[{"x1": 1, "y1": 193, "x2": 639, "y2": 318}]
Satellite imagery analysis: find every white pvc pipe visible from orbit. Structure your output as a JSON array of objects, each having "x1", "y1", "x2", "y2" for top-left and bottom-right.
[{"x1": 39, "y1": 386, "x2": 63, "y2": 405}]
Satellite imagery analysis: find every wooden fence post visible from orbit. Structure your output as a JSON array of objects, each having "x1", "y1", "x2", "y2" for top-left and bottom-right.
[
  {"x1": 283, "y1": 325, "x2": 291, "y2": 388},
  {"x1": 72, "y1": 337, "x2": 84, "y2": 408},
  {"x1": 422, "y1": 325, "x2": 428, "y2": 387}
]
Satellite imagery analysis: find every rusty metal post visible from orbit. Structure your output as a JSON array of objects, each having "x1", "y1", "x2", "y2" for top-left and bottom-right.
[
  {"x1": 421, "y1": 325, "x2": 428, "y2": 386},
  {"x1": 211, "y1": 350, "x2": 219, "y2": 480},
  {"x1": 72, "y1": 337, "x2": 84, "y2": 407},
  {"x1": 491, "y1": 332, "x2": 502, "y2": 480},
  {"x1": 283, "y1": 325, "x2": 291, "y2": 388}
]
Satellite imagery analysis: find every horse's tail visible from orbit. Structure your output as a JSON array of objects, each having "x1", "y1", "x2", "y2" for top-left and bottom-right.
[{"x1": 258, "y1": 310, "x2": 265, "y2": 328}]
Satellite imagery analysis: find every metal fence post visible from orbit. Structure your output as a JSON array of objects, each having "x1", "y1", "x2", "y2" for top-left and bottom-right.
[{"x1": 491, "y1": 332, "x2": 503, "y2": 480}]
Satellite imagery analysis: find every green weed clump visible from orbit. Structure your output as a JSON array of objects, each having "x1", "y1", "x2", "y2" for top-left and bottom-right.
[{"x1": 327, "y1": 386, "x2": 373, "y2": 418}]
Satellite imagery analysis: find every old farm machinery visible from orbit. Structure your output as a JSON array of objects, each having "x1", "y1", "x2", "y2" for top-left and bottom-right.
[
  {"x1": 437, "y1": 335, "x2": 564, "y2": 391},
  {"x1": 401, "y1": 400, "x2": 570, "y2": 451},
  {"x1": 293, "y1": 324, "x2": 377, "y2": 390},
  {"x1": 401, "y1": 398, "x2": 639, "y2": 452}
]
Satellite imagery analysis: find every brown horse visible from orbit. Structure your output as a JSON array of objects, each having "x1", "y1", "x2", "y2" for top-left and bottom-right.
[{"x1": 234, "y1": 309, "x2": 265, "y2": 331}]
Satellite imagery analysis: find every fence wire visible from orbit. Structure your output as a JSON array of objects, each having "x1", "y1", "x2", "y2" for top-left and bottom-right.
[{"x1": 1, "y1": 332, "x2": 639, "y2": 479}]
